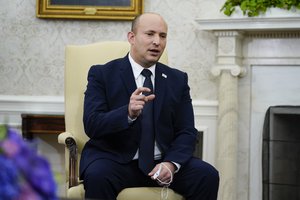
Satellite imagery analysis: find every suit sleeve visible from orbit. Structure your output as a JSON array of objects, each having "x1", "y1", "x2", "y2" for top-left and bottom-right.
[
  {"x1": 83, "y1": 65, "x2": 130, "y2": 139},
  {"x1": 163, "y1": 72, "x2": 198, "y2": 166}
]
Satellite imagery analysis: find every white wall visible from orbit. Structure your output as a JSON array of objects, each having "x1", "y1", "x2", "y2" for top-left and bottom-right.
[{"x1": 0, "y1": 0, "x2": 229, "y2": 100}]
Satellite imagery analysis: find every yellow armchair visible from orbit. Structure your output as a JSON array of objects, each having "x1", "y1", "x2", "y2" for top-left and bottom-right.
[{"x1": 58, "y1": 41, "x2": 184, "y2": 200}]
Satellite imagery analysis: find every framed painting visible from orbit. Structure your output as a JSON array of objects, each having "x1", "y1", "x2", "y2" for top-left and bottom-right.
[{"x1": 36, "y1": 0, "x2": 143, "y2": 20}]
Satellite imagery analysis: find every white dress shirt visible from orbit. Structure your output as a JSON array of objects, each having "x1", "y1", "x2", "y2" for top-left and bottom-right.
[{"x1": 128, "y1": 53, "x2": 162, "y2": 160}]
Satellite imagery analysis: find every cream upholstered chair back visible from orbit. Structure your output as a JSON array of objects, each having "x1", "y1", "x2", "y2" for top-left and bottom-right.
[
  {"x1": 64, "y1": 41, "x2": 168, "y2": 150},
  {"x1": 58, "y1": 41, "x2": 184, "y2": 199}
]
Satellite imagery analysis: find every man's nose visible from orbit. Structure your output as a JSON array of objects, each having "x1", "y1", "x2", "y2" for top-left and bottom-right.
[{"x1": 153, "y1": 35, "x2": 160, "y2": 45}]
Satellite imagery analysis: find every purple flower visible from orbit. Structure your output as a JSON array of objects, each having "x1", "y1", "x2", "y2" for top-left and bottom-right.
[
  {"x1": 0, "y1": 156, "x2": 20, "y2": 200},
  {"x1": 18, "y1": 183, "x2": 41, "y2": 200},
  {"x1": 0, "y1": 126, "x2": 58, "y2": 200}
]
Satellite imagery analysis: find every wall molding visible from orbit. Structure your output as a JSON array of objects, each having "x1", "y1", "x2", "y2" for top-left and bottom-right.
[
  {"x1": 192, "y1": 100, "x2": 218, "y2": 165},
  {"x1": 0, "y1": 96, "x2": 218, "y2": 123},
  {"x1": 193, "y1": 100, "x2": 218, "y2": 117},
  {"x1": 0, "y1": 95, "x2": 64, "y2": 127},
  {"x1": 0, "y1": 95, "x2": 218, "y2": 164}
]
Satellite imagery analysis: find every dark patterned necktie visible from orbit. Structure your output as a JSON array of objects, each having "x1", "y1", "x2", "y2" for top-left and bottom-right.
[{"x1": 139, "y1": 69, "x2": 155, "y2": 175}]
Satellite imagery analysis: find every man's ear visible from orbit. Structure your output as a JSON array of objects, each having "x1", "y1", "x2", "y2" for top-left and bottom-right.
[{"x1": 127, "y1": 31, "x2": 135, "y2": 44}]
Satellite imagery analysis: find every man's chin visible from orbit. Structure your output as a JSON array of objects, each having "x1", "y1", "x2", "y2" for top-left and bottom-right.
[{"x1": 148, "y1": 54, "x2": 161, "y2": 62}]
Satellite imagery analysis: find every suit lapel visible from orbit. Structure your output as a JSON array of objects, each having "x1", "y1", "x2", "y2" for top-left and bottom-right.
[
  {"x1": 154, "y1": 64, "x2": 167, "y2": 122},
  {"x1": 119, "y1": 56, "x2": 137, "y2": 96}
]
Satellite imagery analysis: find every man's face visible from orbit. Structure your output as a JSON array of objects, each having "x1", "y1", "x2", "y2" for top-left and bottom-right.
[{"x1": 128, "y1": 14, "x2": 168, "y2": 68}]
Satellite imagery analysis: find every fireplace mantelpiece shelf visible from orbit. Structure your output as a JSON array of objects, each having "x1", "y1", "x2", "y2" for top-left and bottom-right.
[{"x1": 196, "y1": 17, "x2": 300, "y2": 31}]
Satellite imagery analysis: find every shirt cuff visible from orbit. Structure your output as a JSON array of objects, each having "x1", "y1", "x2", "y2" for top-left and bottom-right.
[
  {"x1": 171, "y1": 162, "x2": 181, "y2": 173},
  {"x1": 128, "y1": 116, "x2": 137, "y2": 124}
]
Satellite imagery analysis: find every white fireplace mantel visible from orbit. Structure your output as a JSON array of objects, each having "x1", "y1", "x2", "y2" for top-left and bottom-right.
[
  {"x1": 196, "y1": 17, "x2": 300, "y2": 31},
  {"x1": 196, "y1": 12, "x2": 300, "y2": 200},
  {"x1": 196, "y1": 7, "x2": 300, "y2": 31}
]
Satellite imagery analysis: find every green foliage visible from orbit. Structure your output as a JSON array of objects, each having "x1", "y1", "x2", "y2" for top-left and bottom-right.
[
  {"x1": 221, "y1": 0, "x2": 300, "y2": 17},
  {"x1": 0, "y1": 125, "x2": 7, "y2": 141}
]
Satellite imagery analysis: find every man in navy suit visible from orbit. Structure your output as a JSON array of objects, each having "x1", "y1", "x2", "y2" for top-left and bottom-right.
[{"x1": 80, "y1": 12, "x2": 219, "y2": 200}]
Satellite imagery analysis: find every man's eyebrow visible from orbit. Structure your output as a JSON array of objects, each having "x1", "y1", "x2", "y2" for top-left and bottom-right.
[{"x1": 144, "y1": 30, "x2": 167, "y2": 34}]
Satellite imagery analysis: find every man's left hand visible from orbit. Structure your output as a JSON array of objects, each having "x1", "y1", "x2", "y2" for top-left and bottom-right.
[{"x1": 148, "y1": 162, "x2": 176, "y2": 185}]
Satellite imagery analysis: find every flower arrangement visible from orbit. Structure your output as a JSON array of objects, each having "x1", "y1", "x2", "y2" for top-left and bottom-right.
[
  {"x1": 0, "y1": 125, "x2": 57, "y2": 200},
  {"x1": 221, "y1": 0, "x2": 300, "y2": 17}
]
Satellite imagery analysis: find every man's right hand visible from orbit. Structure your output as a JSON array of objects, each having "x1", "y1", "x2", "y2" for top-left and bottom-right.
[{"x1": 128, "y1": 87, "x2": 155, "y2": 119}]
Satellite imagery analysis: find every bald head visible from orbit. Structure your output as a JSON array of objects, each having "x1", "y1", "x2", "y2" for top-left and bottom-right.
[{"x1": 131, "y1": 13, "x2": 168, "y2": 34}]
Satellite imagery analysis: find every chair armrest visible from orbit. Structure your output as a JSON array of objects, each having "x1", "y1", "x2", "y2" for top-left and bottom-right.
[
  {"x1": 58, "y1": 132, "x2": 79, "y2": 188},
  {"x1": 58, "y1": 131, "x2": 75, "y2": 144}
]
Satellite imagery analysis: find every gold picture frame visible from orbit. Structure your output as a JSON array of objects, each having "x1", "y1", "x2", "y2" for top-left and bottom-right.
[{"x1": 36, "y1": 0, "x2": 143, "y2": 20}]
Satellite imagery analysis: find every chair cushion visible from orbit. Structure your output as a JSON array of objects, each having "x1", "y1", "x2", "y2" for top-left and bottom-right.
[
  {"x1": 67, "y1": 184, "x2": 85, "y2": 199},
  {"x1": 66, "y1": 184, "x2": 185, "y2": 200},
  {"x1": 117, "y1": 187, "x2": 185, "y2": 200}
]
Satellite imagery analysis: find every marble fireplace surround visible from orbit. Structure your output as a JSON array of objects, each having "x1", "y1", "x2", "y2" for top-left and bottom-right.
[
  {"x1": 196, "y1": 15, "x2": 300, "y2": 200},
  {"x1": 262, "y1": 106, "x2": 300, "y2": 200}
]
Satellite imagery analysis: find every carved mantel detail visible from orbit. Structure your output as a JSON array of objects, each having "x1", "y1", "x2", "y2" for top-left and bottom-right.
[
  {"x1": 246, "y1": 30, "x2": 300, "y2": 38},
  {"x1": 211, "y1": 30, "x2": 246, "y2": 77},
  {"x1": 211, "y1": 64, "x2": 246, "y2": 77}
]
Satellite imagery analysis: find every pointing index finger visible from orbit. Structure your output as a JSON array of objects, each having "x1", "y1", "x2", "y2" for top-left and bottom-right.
[{"x1": 133, "y1": 87, "x2": 152, "y2": 95}]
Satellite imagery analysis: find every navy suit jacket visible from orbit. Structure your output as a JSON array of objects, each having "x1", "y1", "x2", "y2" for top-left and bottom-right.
[{"x1": 79, "y1": 55, "x2": 198, "y2": 178}]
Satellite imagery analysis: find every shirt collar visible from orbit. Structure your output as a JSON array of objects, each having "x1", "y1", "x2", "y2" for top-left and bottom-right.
[{"x1": 128, "y1": 53, "x2": 156, "y2": 80}]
